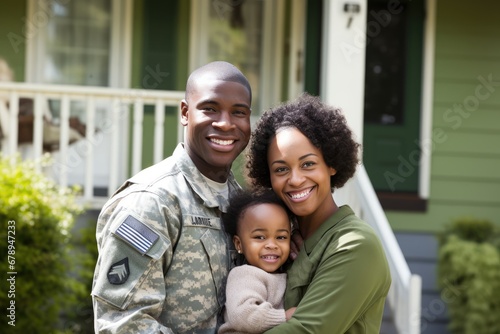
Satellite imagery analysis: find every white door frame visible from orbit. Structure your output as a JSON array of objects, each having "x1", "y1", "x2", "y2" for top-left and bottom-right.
[{"x1": 322, "y1": 0, "x2": 436, "y2": 201}]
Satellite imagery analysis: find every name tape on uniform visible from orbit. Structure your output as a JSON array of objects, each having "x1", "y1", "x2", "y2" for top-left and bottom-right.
[{"x1": 184, "y1": 216, "x2": 221, "y2": 229}]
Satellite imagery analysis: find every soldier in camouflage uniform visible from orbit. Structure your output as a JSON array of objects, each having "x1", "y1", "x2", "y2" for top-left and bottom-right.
[{"x1": 92, "y1": 61, "x2": 252, "y2": 333}]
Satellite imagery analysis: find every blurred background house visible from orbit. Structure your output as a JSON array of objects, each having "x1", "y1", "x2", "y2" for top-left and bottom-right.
[{"x1": 1, "y1": 0, "x2": 499, "y2": 333}]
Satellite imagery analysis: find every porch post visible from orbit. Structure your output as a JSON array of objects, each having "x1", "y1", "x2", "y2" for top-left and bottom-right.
[
  {"x1": 320, "y1": 0, "x2": 367, "y2": 208},
  {"x1": 320, "y1": 0, "x2": 367, "y2": 141}
]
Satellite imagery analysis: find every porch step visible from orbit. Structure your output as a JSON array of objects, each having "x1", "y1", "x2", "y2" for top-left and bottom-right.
[{"x1": 380, "y1": 302, "x2": 398, "y2": 334}]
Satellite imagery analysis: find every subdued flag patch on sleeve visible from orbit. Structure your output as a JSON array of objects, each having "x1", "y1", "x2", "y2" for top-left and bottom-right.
[{"x1": 115, "y1": 215, "x2": 159, "y2": 254}]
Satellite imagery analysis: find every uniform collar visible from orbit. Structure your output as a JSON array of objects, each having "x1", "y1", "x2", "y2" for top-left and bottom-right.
[{"x1": 174, "y1": 143, "x2": 239, "y2": 211}]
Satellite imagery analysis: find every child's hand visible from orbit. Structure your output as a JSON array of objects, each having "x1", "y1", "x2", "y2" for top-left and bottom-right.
[{"x1": 285, "y1": 307, "x2": 297, "y2": 320}]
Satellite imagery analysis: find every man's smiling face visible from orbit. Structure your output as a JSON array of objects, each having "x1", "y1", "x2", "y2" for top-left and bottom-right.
[{"x1": 181, "y1": 77, "x2": 251, "y2": 181}]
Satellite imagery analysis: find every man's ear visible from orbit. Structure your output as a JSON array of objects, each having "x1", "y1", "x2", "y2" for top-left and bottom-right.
[{"x1": 180, "y1": 99, "x2": 188, "y2": 126}]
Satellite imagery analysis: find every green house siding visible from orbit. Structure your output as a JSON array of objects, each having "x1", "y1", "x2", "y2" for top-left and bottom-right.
[
  {"x1": 387, "y1": 0, "x2": 500, "y2": 232},
  {"x1": 0, "y1": 0, "x2": 27, "y2": 81}
]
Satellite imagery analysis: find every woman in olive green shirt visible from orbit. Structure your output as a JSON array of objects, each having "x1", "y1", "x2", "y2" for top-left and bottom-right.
[{"x1": 246, "y1": 93, "x2": 391, "y2": 333}]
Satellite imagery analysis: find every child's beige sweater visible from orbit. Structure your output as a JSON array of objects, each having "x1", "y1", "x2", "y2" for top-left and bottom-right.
[{"x1": 218, "y1": 265, "x2": 287, "y2": 334}]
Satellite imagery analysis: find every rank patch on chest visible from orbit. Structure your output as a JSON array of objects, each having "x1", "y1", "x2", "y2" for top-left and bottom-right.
[
  {"x1": 115, "y1": 215, "x2": 159, "y2": 254},
  {"x1": 108, "y1": 257, "x2": 130, "y2": 285}
]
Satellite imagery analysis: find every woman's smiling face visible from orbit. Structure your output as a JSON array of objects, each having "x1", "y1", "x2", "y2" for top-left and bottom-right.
[{"x1": 267, "y1": 127, "x2": 336, "y2": 221}]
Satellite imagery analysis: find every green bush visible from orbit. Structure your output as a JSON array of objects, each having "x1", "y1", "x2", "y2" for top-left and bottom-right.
[
  {"x1": 0, "y1": 155, "x2": 84, "y2": 333},
  {"x1": 437, "y1": 218, "x2": 500, "y2": 334},
  {"x1": 60, "y1": 222, "x2": 97, "y2": 333}
]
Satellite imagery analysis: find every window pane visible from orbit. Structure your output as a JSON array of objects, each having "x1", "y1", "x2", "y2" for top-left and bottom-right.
[
  {"x1": 364, "y1": 1, "x2": 407, "y2": 125},
  {"x1": 207, "y1": 0, "x2": 263, "y2": 109},
  {"x1": 42, "y1": 0, "x2": 112, "y2": 86}
]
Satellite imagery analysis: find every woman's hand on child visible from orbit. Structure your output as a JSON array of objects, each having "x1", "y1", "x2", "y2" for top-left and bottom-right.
[
  {"x1": 285, "y1": 307, "x2": 297, "y2": 320},
  {"x1": 289, "y1": 231, "x2": 304, "y2": 260}
]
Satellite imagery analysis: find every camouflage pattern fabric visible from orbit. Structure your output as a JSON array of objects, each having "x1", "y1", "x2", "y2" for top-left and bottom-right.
[{"x1": 92, "y1": 144, "x2": 239, "y2": 333}]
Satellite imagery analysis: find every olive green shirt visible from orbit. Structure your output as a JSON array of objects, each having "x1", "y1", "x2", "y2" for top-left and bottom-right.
[{"x1": 265, "y1": 205, "x2": 391, "y2": 334}]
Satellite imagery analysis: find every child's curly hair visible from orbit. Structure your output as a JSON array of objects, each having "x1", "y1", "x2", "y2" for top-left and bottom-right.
[
  {"x1": 222, "y1": 188, "x2": 293, "y2": 237},
  {"x1": 246, "y1": 93, "x2": 361, "y2": 191}
]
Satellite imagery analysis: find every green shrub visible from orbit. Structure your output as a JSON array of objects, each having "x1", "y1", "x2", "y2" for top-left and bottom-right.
[
  {"x1": 0, "y1": 155, "x2": 84, "y2": 333},
  {"x1": 438, "y1": 218, "x2": 500, "y2": 334},
  {"x1": 59, "y1": 222, "x2": 97, "y2": 333}
]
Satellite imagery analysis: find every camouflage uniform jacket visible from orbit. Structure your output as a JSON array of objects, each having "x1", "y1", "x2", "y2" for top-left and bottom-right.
[{"x1": 92, "y1": 144, "x2": 239, "y2": 334}]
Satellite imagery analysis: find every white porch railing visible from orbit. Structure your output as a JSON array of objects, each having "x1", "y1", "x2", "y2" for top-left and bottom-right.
[
  {"x1": 354, "y1": 166, "x2": 422, "y2": 334},
  {"x1": 337, "y1": 167, "x2": 422, "y2": 334},
  {"x1": 0, "y1": 82, "x2": 185, "y2": 208}
]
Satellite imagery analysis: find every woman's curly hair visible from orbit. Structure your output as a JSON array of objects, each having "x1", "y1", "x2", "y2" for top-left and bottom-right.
[{"x1": 246, "y1": 93, "x2": 361, "y2": 191}]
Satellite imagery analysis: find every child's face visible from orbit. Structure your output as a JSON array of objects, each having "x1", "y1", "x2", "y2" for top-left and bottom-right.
[{"x1": 233, "y1": 203, "x2": 291, "y2": 273}]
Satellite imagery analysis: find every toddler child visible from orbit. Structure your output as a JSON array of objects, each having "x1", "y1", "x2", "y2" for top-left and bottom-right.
[{"x1": 218, "y1": 189, "x2": 296, "y2": 334}]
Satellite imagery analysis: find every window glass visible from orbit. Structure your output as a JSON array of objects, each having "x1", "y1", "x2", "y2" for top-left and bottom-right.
[
  {"x1": 364, "y1": 1, "x2": 407, "y2": 125},
  {"x1": 206, "y1": 0, "x2": 264, "y2": 110},
  {"x1": 42, "y1": 0, "x2": 112, "y2": 86}
]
